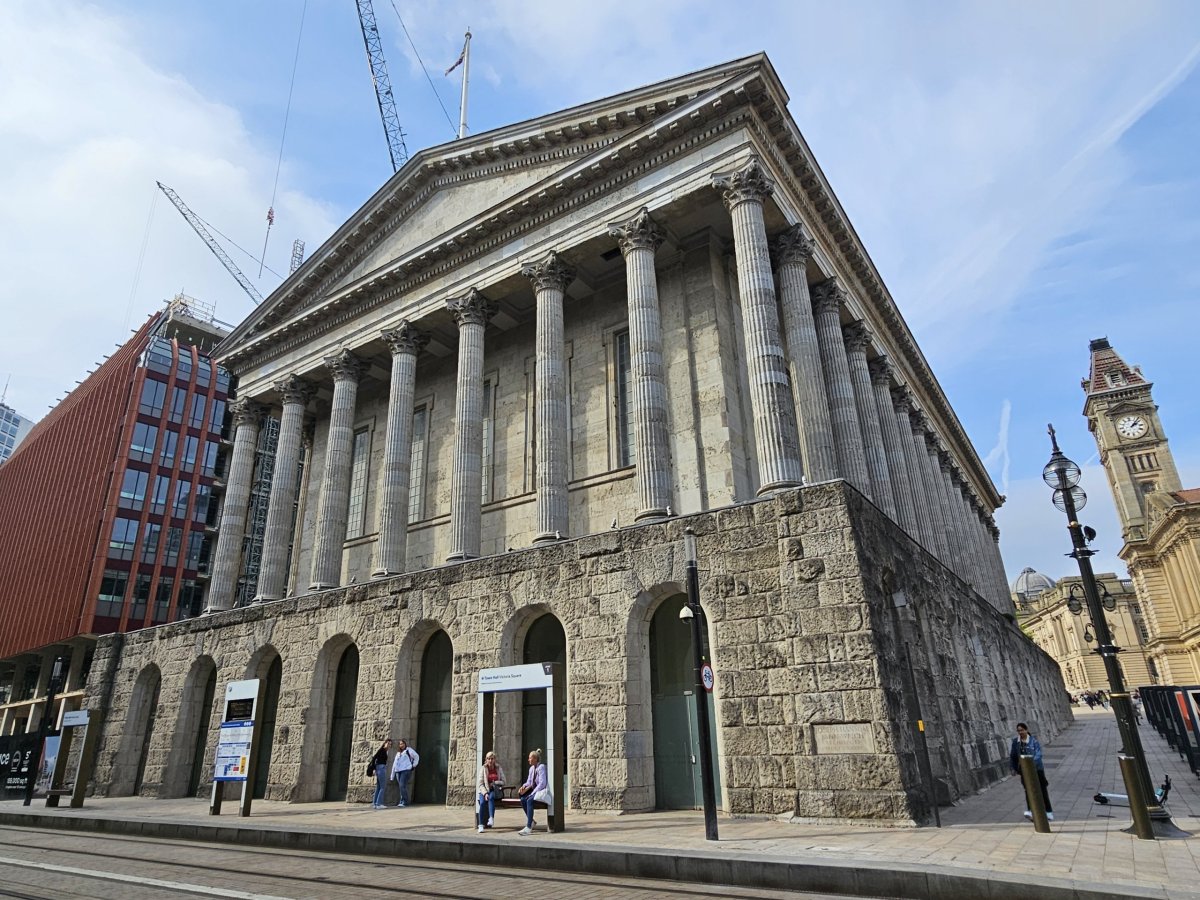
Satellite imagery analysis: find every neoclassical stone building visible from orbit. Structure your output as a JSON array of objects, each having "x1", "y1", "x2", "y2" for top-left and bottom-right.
[{"x1": 85, "y1": 55, "x2": 1069, "y2": 822}]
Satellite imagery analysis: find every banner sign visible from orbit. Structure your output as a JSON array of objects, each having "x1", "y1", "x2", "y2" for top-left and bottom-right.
[
  {"x1": 478, "y1": 663, "x2": 554, "y2": 693},
  {"x1": 213, "y1": 720, "x2": 254, "y2": 782},
  {"x1": 0, "y1": 733, "x2": 47, "y2": 800}
]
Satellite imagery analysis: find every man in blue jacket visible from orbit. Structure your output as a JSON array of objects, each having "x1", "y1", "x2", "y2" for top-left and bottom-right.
[{"x1": 1010, "y1": 722, "x2": 1053, "y2": 820}]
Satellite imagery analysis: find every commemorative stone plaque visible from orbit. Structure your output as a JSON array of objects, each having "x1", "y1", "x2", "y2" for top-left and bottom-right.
[{"x1": 813, "y1": 722, "x2": 876, "y2": 755}]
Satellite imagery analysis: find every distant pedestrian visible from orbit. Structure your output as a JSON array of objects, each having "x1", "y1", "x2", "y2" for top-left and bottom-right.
[
  {"x1": 1010, "y1": 722, "x2": 1053, "y2": 821},
  {"x1": 1085, "y1": 692, "x2": 1096, "y2": 709},
  {"x1": 1133, "y1": 691, "x2": 1144, "y2": 724},
  {"x1": 369, "y1": 739, "x2": 391, "y2": 809},
  {"x1": 391, "y1": 739, "x2": 419, "y2": 807}
]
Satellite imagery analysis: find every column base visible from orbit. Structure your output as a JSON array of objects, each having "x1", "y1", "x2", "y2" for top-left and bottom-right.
[
  {"x1": 635, "y1": 508, "x2": 670, "y2": 522},
  {"x1": 308, "y1": 582, "x2": 339, "y2": 593},
  {"x1": 372, "y1": 568, "x2": 403, "y2": 579},
  {"x1": 445, "y1": 552, "x2": 479, "y2": 563},
  {"x1": 250, "y1": 593, "x2": 279, "y2": 605},
  {"x1": 533, "y1": 531, "x2": 565, "y2": 543},
  {"x1": 756, "y1": 479, "x2": 802, "y2": 496},
  {"x1": 199, "y1": 604, "x2": 228, "y2": 617}
]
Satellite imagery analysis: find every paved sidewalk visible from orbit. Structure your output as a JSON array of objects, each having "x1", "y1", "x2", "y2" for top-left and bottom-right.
[{"x1": 2, "y1": 708, "x2": 1199, "y2": 898}]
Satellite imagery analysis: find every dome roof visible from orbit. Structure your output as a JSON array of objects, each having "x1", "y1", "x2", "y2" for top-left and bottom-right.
[{"x1": 1012, "y1": 566, "x2": 1056, "y2": 599}]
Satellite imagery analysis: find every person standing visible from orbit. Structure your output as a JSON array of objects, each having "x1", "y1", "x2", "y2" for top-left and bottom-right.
[
  {"x1": 370, "y1": 739, "x2": 392, "y2": 809},
  {"x1": 1009, "y1": 722, "x2": 1053, "y2": 821},
  {"x1": 475, "y1": 750, "x2": 505, "y2": 833},
  {"x1": 390, "y1": 739, "x2": 419, "y2": 807},
  {"x1": 516, "y1": 748, "x2": 549, "y2": 836}
]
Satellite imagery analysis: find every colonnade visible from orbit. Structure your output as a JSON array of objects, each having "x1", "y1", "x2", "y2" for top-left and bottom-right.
[{"x1": 205, "y1": 155, "x2": 1010, "y2": 613}]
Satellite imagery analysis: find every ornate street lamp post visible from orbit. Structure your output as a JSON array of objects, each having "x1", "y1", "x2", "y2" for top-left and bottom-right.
[
  {"x1": 682, "y1": 527, "x2": 719, "y2": 841},
  {"x1": 1043, "y1": 425, "x2": 1185, "y2": 839}
]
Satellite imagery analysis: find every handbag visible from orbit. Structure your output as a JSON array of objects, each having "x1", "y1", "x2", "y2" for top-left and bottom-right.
[
  {"x1": 365, "y1": 761, "x2": 375, "y2": 779},
  {"x1": 532, "y1": 787, "x2": 552, "y2": 804}
]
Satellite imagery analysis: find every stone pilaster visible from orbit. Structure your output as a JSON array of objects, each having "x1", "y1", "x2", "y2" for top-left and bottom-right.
[
  {"x1": 309, "y1": 350, "x2": 365, "y2": 590},
  {"x1": 868, "y1": 358, "x2": 918, "y2": 536},
  {"x1": 713, "y1": 158, "x2": 802, "y2": 493},
  {"x1": 255, "y1": 375, "x2": 314, "y2": 602},
  {"x1": 446, "y1": 289, "x2": 496, "y2": 561},
  {"x1": 843, "y1": 322, "x2": 893, "y2": 516},
  {"x1": 522, "y1": 251, "x2": 575, "y2": 541},
  {"x1": 773, "y1": 225, "x2": 838, "y2": 483},
  {"x1": 374, "y1": 322, "x2": 429, "y2": 576},
  {"x1": 609, "y1": 207, "x2": 672, "y2": 520},
  {"x1": 812, "y1": 279, "x2": 871, "y2": 496},
  {"x1": 205, "y1": 398, "x2": 265, "y2": 612}
]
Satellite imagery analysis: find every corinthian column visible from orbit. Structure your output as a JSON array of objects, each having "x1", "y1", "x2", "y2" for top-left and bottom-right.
[
  {"x1": 892, "y1": 387, "x2": 936, "y2": 553},
  {"x1": 374, "y1": 322, "x2": 429, "y2": 576},
  {"x1": 255, "y1": 375, "x2": 314, "y2": 601},
  {"x1": 522, "y1": 251, "x2": 575, "y2": 541},
  {"x1": 773, "y1": 225, "x2": 837, "y2": 483},
  {"x1": 447, "y1": 289, "x2": 496, "y2": 561},
  {"x1": 205, "y1": 398, "x2": 264, "y2": 612},
  {"x1": 812, "y1": 279, "x2": 870, "y2": 495},
  {"x1": 713, "y1": 157, "x2": 802, "y2": 493},
  {"x1": 609, "y1": 207, "x2": 672, "y2": 520},
  {"x1": 912, "y1": 414, "x2": 952, "y2": 563},
  {"x1": 309, "y1": 349, "x2": 365, "y2": 590},
  {"x1": 868, "y1": 358, "x2": 918, "y2": 536},
  {"x1": 843, "y1": 322, "x2": 893, "y2": 515}
]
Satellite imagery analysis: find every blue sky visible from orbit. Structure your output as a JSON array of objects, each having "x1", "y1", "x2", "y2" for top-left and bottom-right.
[{"x1": 1, "y1": 1, "x2": 1197, "y2": 586}]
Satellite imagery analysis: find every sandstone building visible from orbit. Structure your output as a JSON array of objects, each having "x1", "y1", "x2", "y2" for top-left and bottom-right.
[{"x1": 84, "y1": 55, "x2": 1069, "y2": 822}]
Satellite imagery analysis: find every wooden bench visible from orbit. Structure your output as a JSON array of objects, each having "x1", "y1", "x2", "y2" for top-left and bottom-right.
[{"x1": 485, "y1": 786, "x2": 555, "y2": 830}]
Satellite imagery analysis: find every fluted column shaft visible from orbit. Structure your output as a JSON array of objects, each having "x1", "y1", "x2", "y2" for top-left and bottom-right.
[
  {"x1": 609, "y1": 208, "x2": 672, "y2": 520},
  {"x1": 374, "y1": 323, "x2": 428, "y2": 576},
  {"x1": 813, "y1": 280, "x2": 870, "y2": 495},
  {"x1": 987, "y1": 519, "x2": 1013, "y2": 612},
  {"x1": 714, "y1": 159, "x2": 802, "y2": 493},
  {"x1": 869, "y1": 360, "x2": 918, "y2": 535},
  {"x1": 911, "y1": 418, "x2": 952, "y2": 563},
  {"x1": 926, "y1": 440, "x2": 962, "y2": 573},
  {"x1": 256, "y1": 376, "x2": 313, "y2": 601},
  {"x1": 893, "y1": 389, "x2": 937, "y2": 552},
  {"x1": 960, "y1": 485, "x2": 991, "y2": 596},
  {"x1": 774, "y1": 227, "x2": 838, "y2": 483},
  {"x1": 844, "y1": 323, "x2": 893, "y2": 516},
  {"x1": 310, "y1": 350, "x2": 364, "y2": 590},
  {"x1": 523, "y1": 252, "x2": 575, "y2": 541},
  {"x1": 206, "y1": 399, "x2": 263, "y2": 612},
  {"x1": 447, "y1": 289, "x2": 495, "y2": 561}
]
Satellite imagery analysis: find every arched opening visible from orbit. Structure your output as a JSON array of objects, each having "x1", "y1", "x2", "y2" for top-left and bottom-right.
[
  {"x1": 414, "y1": 630, "x2": 451, "y2": 805},
  {"x1": 522, "y1": 614, "x2": 566, "y2": 773},
  {"x1": 186, "y1": 663, "x2": 217, "y2": 796},
  {"x1": 252, "y1": 655, "x2": 283, "y2": 800},
  {"x1": 324, "y1": 644, "x2": 360, "y2": 801},
  {"x1": 114, "y1": 664, "x2": 161, "y2": 796},
  {"x1": 649, "y1": 592, "x2": 721, "y2": 809},
  {"x1": 161, "y1": 656, "x2": 216, "y2": 799}
]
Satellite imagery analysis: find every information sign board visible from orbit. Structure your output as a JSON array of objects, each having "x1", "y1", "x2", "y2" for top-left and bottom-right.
[{"x1": 213, "y1": 720, "x2": 254, "y2": 782}]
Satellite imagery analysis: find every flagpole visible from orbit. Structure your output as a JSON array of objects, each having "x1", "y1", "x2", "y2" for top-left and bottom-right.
[{"x1": 457, "y1": 29, "x2": 471, "y2": 139}]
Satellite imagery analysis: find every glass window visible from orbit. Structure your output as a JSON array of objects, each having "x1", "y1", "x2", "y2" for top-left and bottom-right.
[
  {"x1": 346, "y1": 428, "x2": 371, "y2": 539},
  {"x1": 216, "y1": 367, "x2": 231, "y2": 392},
  {"x1": 168, "y1": 387, "x2": 187, "y2": 424},
  {"x1": 159, "y1": 430, "x2": 178, "y2": 467},
  {"x1": 188, "y1": 394, "x2": 207, "y2": 429},
  {"x1": 172, "y1": 480, "x2": 191, "y2": 518},
  {"x1": 109, "y1": 517, "x2": 139, "y2": 560},
  {"x1": 130, "y1": 422, "x2": 158, "y2": 462},
  {"x1": 143, "y1": 337, "x2": 174, "y2": 375},
  {"x1": 130, "y1": 573, "x2": 153, "y2": 623},
  {"x1": 482, "y1": 380, "x2": 494, "y2": 503},
  {"x1": 118, "y1": 468, "x2": 149, "y2": 510},
  {"x1": 615, "y1": 330, "x2": 633, "y2": 467},
  {"x1": 201, "y1": 440, "x2": 219, "y2": 476},
  {"x1": 193, "y1": 483, "x2": 211, "y2": 523},
  {"x1": 409, "y1": 406, "x2": 427, "y2": 524},
  {"x1": 153, "y1": 575, "x2": 175, "y2": 622},
  {"x1": 97, "y1": 569, "x2": 128, "y2": 618},
  {"x1": 209, "y1": 398, "x2": 226, "y2": 433},
  {"x1": 138, "y1": 379, "x2": 167, "y2": 417},
  {"x1": 181, "y1": 435, "x2": 199, "y2": 472},
  {"x1": 150, "y1": 474, "x2": 171, "y2": 515},
  {"x1": 177, "y1": 579, "x2": 202, "y2": 620},
  {"x1": 175, "y1": 350, "x2": 193, "y2": 382},
  {"x1": 185, "y1": 531, "x2": 204, "y2": 569},
  {"x1": 163, "y1": 527, "x2": 182, "y2": 567},
  {"x1": 141, "y1": 522, "x2": 161, "y2": 564},
  {"x1": 195, "y1": 358, "x2": 211, "y2": 389}
]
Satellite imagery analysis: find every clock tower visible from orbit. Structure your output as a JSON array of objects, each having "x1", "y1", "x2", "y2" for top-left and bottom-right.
[{"x1": 1082, "y1": 338, "x2": 1183, "y2": 542}]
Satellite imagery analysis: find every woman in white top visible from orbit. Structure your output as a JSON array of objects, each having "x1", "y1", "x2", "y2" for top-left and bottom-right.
[{"x1": 475, "y1": 750, "x2": 505, "y2": 833}]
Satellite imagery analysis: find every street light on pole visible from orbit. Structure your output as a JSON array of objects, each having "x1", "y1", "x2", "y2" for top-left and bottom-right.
[
  {"x1": 681, "y1": 527, "x2": 719, "y2": 841},
  {"x1": 1043, "y1": 425, "x2": 1187, "y2": 839}
]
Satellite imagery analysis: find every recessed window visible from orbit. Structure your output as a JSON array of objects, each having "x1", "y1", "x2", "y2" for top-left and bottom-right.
[
  {"x1": 141, "y1": 522, "x2": 162, "y2": 565},
  {"x1": 201, "y1": 440, "x2": 220, "y2": 476},
  {"x1": 150, "y1": 474, "x2": 171, "y2": 515},
  {"x1": 118, "y1": 469, "x2": 149, "y2": 511},
  {"x1": 209, "y1": 398, "x2": 226, "y2": 433},
  {"x1": 159, "y1": 431, "x2": 178, "y2": 467},
  {"x1": 97, "y1": 569, "x2": 128, "y2": 618},
  {"x1": 139, "y1": 379, "x2": 167, "y2": 417},
  {"x1": 130, "y1": 422, "x2": 158, "y2": 462},
  {"x1": 163, "y1": 527, "x2": 183, "y2": 567},
  {"x1": 130, "y1": 574, "x2": 153, "y2": 624},
  {"x1": 168, "y1": 387, "x2": 187, "y2": 424},
  {"x1": 409, "y1": 406, "x2": 428, "y2": 524},
  {"x1": 153, "y1": 576, "x2": 175, "y2": 622},
  {"x1": 482, "y1": 380, "x2": 494, "y2": 503},
  {"x1": 346, "y1": 428, "x2": 371, "y2": 540},
  {"x1": 172, "y1": 481, "x2": 191, "y2": 519},
  {"x1": 614, "y1": 329, "x2": 634, "y2": 468},
  {"x1": 180, "y1": 435, "x2": 199, "y2": 473},
  {"x1": 188, "y1": 394, "x2": 207, "y2": 430},
  {"x1": 109, "y1": 517, "x2": 139, "y2": 561}
]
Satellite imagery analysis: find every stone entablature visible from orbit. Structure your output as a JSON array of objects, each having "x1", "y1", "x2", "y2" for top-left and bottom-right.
[{"x1": 85, "y1": 482, "x2": 1068, "y2": 822}]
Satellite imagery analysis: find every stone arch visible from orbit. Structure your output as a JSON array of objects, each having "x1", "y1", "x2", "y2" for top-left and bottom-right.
[
  {"x1": 391, "y1": 621, "x2": 452, "y2": 805},
  {"x1": 245, "y1": 645, "x2": 283, "y2": 800},
  {"x1": 161, "y1": 655, "x2": 217, "y2": 798},
  {"x1": 297, "y1": 634, "x2": 357, "y2": 802},
  {"x1": 111, "y1": 663, "x2": 162, "y2": 797}
]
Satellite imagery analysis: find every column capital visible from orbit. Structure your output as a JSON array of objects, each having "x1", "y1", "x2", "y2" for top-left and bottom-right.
[
  {"x1": 229, "y1": 397, "x2": 265, "y2": 427},
  {"x1": 273, "y1": 374, "x2": 315, "y2": 407},
  {"x1": 323, "y1": 349, "x2": 365, "y2": 383},
  {"x1": 447, "y1": 287, "x2": 496, "y2": 328},
  {"x1": 842, "y1": 320, "x2": 873, "y2": 353},
  {"x1": 381, "y1": 321, "x2": 430, "y2": 357},
  {"x1": 890, "y1": 382, "x2": 914, "y2": 412},
  {"x1": 867, "y1": 355, "x2": 893, "y2": 387},
  {"x1": 608, "y1": 207, "x2": 664, "y2": 256},
  {"x1": 772, "y1": 224, "x2": 816, "y2": 269},
  {"x1": 812, "y1": 277, "x2": 846, "y2": 315},
  {"x1": 521, "y1": 250, "x2": 576, "y2": 294},
  {"x1": 712, "y1": 155, "x2": 775, "y2": 209}
]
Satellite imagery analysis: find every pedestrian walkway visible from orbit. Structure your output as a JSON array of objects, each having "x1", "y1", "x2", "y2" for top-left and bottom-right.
[{"x1": 2, "y1": 709, "x2": 1198, "y2": 898}]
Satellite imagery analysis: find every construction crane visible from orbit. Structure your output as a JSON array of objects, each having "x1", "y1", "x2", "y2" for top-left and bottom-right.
[
  {"x1": 355, "y1": 0, "x2": 409, "y2": 172},
  {"x1": 156, "y1": 181, "x2": 264, "y2": 306}
]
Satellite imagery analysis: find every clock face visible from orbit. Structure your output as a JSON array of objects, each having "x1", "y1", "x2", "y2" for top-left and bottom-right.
[{"x1": 1116, "y1": 415, "x2": 1149, "y2": 439}]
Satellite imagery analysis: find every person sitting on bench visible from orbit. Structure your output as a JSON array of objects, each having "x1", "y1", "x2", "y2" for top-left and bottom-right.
[
  {"x1": 475, "y1": 750, "x2": 505, "y2": 833},
  {"x1": 516, "y1": 748, "x2": 549, "y2": 836}
]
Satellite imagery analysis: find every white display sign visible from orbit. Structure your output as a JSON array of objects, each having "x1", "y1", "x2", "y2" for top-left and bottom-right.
[
  {"x1": 478, "y1": 663, "x2": 554, "y2": 693},
  {"x1": 213, "y1": 721, "x2": 254, "y2": 782},
  {"x1": 62, "y1": 710, "x2": 89, "y2": 728}
]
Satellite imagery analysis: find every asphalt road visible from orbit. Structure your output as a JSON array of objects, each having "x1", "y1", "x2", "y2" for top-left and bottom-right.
[{"x1": 0, "y1": 825, "x2": 875, "y2": 899}]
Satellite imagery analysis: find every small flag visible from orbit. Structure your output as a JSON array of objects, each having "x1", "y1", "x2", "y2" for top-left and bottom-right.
[
  {"x1": 445, "y1": 40, "x2": 466, "y2": 76},
  {"x1": 266, "y1": 206, "x2": 275, "y2": 226}
]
